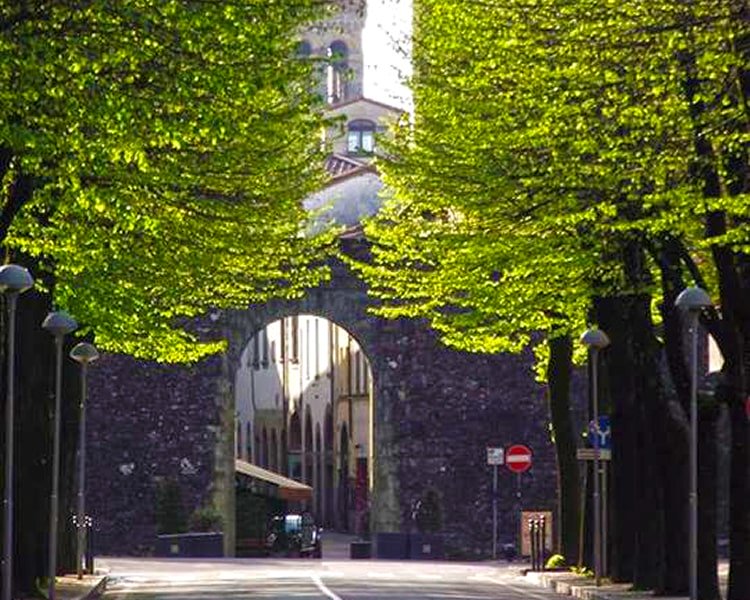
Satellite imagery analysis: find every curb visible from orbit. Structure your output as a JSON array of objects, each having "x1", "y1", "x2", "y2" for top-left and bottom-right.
[
  {"x1": 80, "y1": 575, "x2": 108, "y2": 600},
  {"x1": 55, "y1": 574, "x2": 108, "y2": 600},
  {"x1": 525, "y1": 570, "x2": 686, "y2": 600}
]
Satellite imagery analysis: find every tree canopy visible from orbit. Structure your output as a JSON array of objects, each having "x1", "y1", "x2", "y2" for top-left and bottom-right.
[
  {"x1": 0, "y1": 0, "x2": 337, "y2": 361},
  {"x1": 358, "y1": 0, "x2": 748, "y2": 364},
  {"x1": 354, "y1": 0, "x2": 748, "y2": 596}
]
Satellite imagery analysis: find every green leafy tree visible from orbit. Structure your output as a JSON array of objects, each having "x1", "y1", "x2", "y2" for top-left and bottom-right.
[
  {"x1": 0, "y1": 0, "x2": 343, "y2": 594},
  {"x1": 0, "y1": 0, "x2": 336, "y2": 361},
  {"x1": 354, "y1": 0, "x2": 748, "y2": 596}
]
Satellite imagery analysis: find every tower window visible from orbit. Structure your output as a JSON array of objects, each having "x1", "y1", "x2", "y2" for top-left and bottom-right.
[
  {"x1": 297, "y1": 40, "x2": 312, "y2": 58},
  {"x1": 347, "y1": 119, "x2": 376, "y2": 154},
  {"x1": 327, "y1": 40, "x2": 349, "y2": 104}
]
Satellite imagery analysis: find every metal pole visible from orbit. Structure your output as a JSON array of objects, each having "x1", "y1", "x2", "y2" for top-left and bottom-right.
[
  {"x1": 602, "y1": 461, "x2": 608, "y2": 578},
  {"x1": 592, "y1": 347, "x2": 601, "y2": 587},
  {"x1": 48, "y1": 334, "x2": 64, "y2": 599},
  {"x1": 674, "y1": 286, "x2": 710, "y2": 600},
  {"x1": 689, "y1": 312, "x2": 698, "y2": 600},
  {"x1": 2, "y1": 294, "x2": 18, "y2": 600},
  {"x1": 492, "y1": 464, "x2": 497, "y2": 560},
  {"x1": 76, "y1": 362, "x2": 88, "y2": 579},
  {"x1": 516, "y1": 472, "x2": 521, "y2": 555}
]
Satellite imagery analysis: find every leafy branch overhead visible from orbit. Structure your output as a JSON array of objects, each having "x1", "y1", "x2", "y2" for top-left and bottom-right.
[
  {"x1": 0, "y1": 0, "x2": 340, "y2": 361},
  {"x1": 355, "y1": 0, "x2": 748, "y2": 368}
]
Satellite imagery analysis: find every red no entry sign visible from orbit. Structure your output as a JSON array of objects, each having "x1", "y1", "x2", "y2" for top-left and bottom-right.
[{"x1": 506, "y1": 444, "x2": 532, "y2": 473}]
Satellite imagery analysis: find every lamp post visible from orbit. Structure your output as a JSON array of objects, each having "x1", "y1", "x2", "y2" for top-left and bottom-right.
[
  {"x1": 42, "y1": 311, "x2": 77, "y2": 599},
  {"x1": 69, "y1": 342, "x2": 99, "y2": 580},
  {"x1": 580, "y1": 327, "x2": 610, "y2": 587},
  {"x1": 0, "y1": 264, "x2": 34, "y2": 600},
  {"x1": 675, "y1": 286, "x2": 711, "y2": 600}
]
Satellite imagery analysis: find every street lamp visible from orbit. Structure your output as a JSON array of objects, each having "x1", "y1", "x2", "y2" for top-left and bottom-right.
[
  {"x1": 580, "y1": 327, "x2": 610, "y2": 587},
  {"x1": 42, "y1": 311, "x2": 77, "y2": 599},
  {"x1": 0, "y1": 264, "x2": 34, "y2": 600},
  {"x1": 69, "y1": 342, "x2": 99, "y2": 580},
  {"x1": 675, "y1": 286, "x2": 711, "y2": 600}
]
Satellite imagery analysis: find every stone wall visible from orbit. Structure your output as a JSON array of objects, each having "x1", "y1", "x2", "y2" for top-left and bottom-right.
[
  {"x1": 86, "y1": 251, "x2": 583, "y2": 557},
  {"x1": 87, "y1": 354, "x2": 222, "y2": 555},
  {"x1": 369, "y1": 319, "x2": 561, "y2": 558}
]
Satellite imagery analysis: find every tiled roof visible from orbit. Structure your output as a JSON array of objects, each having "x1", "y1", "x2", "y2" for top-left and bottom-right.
[{"x1": 324, "y1": 153, "x2": 369, "y2": 178}]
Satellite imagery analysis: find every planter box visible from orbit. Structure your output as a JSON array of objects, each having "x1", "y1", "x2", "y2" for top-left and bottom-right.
[
  {"x1": 409, "y1": 533, "x2": 444, "y2": 559},
  {"x1": 155, "y1": 532, "x2": 224, "y2": 558},
  {"x1": 375, "y1": 532, "x2": 409, "y2": 559},
  {"x1": 350, "y1": 541, "x2": 372, "y2": 559}
]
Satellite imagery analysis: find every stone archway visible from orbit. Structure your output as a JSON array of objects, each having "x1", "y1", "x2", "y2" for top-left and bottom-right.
[
  {"x1": 88, "y1": 245, "x2": 561, "y2": 558},
  {"x1": 212, "y1": 256, "x2": 403, "y2": 553}
]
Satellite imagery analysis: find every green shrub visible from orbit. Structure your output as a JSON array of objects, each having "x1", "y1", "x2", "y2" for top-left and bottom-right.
[
  {"x1": 154, "y1": 478, "x2": 187, "y2": 534},
  {"x1": 570, "y1": 565, "x2": 594, "y2": 577},
  {"x1": 545, "y1": 553, "x2": 566, "y2": 568},
  {"x1": 189, "y1": 505, "x2": 224, "y2": 532}
]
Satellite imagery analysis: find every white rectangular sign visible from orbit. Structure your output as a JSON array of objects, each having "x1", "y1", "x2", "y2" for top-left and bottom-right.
[
  {"x1": 487, "y1": 447, "x2": 505, "y2": 465},
  {"x1": 576, "y1": 448, "x2": 612, "y2": 461}
]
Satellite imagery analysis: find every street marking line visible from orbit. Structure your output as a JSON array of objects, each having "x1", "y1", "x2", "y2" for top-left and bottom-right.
[
  {"x1": 312, "y1": 574, "x2": 343, "y2": 600},
  {"x1": 471, "y1": 574, "x2": 554, "y2": 600}
]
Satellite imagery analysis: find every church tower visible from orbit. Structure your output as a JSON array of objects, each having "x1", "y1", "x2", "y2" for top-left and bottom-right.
[{"x1": 301, "y1": 0, "x2": 366, "y2": 104}]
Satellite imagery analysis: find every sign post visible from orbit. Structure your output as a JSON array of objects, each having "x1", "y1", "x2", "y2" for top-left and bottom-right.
[
  {"x1": 505, "y1": 444, "x2": 532, "y2": 555},
  {"x1": 589, "y1": 415, "x2": 610, "y2": 579},
  {"x1": 487, "y1": 447, "x2": 504, "y2": 560}
]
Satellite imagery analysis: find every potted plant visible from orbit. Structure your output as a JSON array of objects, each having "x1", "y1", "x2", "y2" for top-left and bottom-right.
[
  {"x1": 154, "y1": 480, "x2": 224, "y2": 557},
  {"x1": 410, "y1": 488, "x2": 445, "y2": 559}
]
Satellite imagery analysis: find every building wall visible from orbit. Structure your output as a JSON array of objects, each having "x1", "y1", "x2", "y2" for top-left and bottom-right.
[
  {"x1": 326, "y1": 100, "x2": 401, "y2": 156},
  {"x1": 234, "y1": 315, "x2": 372, "y2": 528},
  {"x1": 87, "y1": 354, "x2": 221, "y2": 555},
  {"x1": 302, "y1": 1, "x2": 365, "y2": 103}
]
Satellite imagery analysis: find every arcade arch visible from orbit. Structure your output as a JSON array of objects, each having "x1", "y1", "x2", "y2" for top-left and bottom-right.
[{"x1": 234, "y1": 314, "x2": 373, "y2": 532}]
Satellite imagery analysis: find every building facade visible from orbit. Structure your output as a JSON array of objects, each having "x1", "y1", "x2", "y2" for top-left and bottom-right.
[{"x1": 234, "y1": 316, "x2": 372, "y2": 533}]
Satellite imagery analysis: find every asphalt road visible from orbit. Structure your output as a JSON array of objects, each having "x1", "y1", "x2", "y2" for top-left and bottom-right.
[{"x1": 99, "y1": 556, "x2": 567, "y2": 600}]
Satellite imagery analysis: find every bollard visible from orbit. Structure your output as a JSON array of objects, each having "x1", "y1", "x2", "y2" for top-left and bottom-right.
[
  {"x1": 540, "y1": 516, "x2": 546, "y2": 571},
  {"x1": 85, "y1": 516, "x2": 94, "y2": 575},
  {"x1": 528, "y1": 519, "x2": 535, "y2": 570}
]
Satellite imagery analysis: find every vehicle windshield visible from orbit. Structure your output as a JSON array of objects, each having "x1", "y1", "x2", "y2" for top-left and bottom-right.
[{"x1": 284, "y1": 515, "x2": 302, "y2": 533}]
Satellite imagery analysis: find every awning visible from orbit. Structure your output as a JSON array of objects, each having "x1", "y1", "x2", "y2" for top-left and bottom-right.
[{"x1": 235, "y1": 459, "x2": 313, "y2": 502}]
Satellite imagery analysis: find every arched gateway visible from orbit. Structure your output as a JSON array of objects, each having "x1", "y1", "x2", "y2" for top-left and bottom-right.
[
  {"x1": 87, "y1": 236, "x2": 563, "y2": 559},
  {"x1": 215, "y1": 239, "x2": 404, "y2": 553}
]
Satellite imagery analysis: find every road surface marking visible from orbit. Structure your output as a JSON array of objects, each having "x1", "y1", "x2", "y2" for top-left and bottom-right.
[
  {"x1": 312, "y1": 574, "x2": 342, "y2": 600},
  {"x1": 470, "y1": 574, "x2": 554, "y2": 599}
]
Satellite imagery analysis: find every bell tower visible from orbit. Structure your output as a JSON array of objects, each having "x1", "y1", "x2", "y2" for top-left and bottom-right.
[{"x1": 301, "y1": 0, "x2": 366, "y2": 104}]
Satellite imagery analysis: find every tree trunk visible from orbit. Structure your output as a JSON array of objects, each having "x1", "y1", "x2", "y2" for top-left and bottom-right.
[
  {"x1": 14, "y1": 285, "x2": 54, "y2": 596},
  {"x1": 677, "y1": 14, "x2": 750, "y2": 596},
  {"x1": 546, "y1": 334, "x2": 580, "y2": 564},
  {"x1": 594, "y1": 294, "x2": 664, "y2": 588},
  {"x1": 698, "y1": 397, "x2": 721, "y2": 600}
]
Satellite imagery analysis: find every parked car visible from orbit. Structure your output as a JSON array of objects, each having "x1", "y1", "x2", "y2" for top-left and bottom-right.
[{"x1": 265, "y1": 513, "x2": 322, "y2": 558}]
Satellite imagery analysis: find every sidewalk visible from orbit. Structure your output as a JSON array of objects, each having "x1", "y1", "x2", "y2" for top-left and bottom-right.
[
  {"x1": 52, "y1": 573, "x2": 107, "y2": 600},
  {"x1": 525, "y1": 561, "x2": 729, "y2": 600}
]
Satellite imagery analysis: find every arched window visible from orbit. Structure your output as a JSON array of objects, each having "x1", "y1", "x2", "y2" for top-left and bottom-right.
[
  {"x1": 271, "y1": 429, "x2": 279, "y2": 472},
  {"x1": 262, "y1": 427, "x2": 269, "y2": 469},
  {"x1": 297, "y1": 40, "x2": 312, "y2": 58},
  {"x1": 236, "y1": 421, "x2": 242, "y2": 458},
  {"x1": 327, "y1": 40, "x2": 349, "y2": 104},
  {"x1": 252, "y1": 330, "x2": 261, "y2": 369},
  {"x1": 347, "y1": 120, "x2": 376, "y2": 154},
  {"x1": 245, "y1": 422, "x2": 253, "y2": 462}
]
